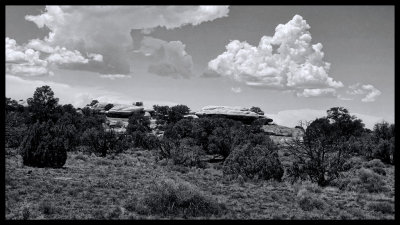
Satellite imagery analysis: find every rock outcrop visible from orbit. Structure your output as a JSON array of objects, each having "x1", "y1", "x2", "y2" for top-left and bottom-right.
[
  {"x1": 106, "y1": 104, "x2": 144, "y2": 118},
  {"x1": 195, "y1": 105, "x2": 272, "y2": 124}
]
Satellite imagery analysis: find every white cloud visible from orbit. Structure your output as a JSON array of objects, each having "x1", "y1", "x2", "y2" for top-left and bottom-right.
[
  {"x1": 208, "y1": 15, "x2": 343, "y2": 97},
  {"x1": 24, "y1": 6, "x2": 229, "y2": 75},
  {"x1": 361, "y1": 84, "x2": 381, "y2": 102},
  {"x1": 138, "y1": 36, "x2": 193, "y2": 78},
  {"x1": 265, "y1": 108, "x2": 385, "y2": 130},
  {"x1": 347, "y1": 83, "x2": 382, "y2": 102},
  {"x1": 296, "y1": 88, "x2": 337, "y2": 98},
  {"x1": 231, "y1": 87, "x2": 242, "y2": 93},
  {"x1": 6, "y1": 37, "x2": 98, "y2": 76},
  {"x1": 99, "y1": 74, "x2": 132, "y2": 80}
]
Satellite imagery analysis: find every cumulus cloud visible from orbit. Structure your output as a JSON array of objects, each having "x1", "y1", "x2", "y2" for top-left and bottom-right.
[
  {"x1": 6, "y1": 37, "x2": 99, "y2": 76},
  {"x1": 207, "y1": 15, "x2": 343, "y2": 97},
  {"x1": 347, "y1": 83, "x2": 382, "y2": 102},
  {"x1": 231, "y1": 87, "x2": 242, "y2": 93},
  {"x1": 24, "y1": 6, "x2": 229, "y2": 75},
  {"x1": 99, "y1": 74, "x2": 132, "y2": 80}
]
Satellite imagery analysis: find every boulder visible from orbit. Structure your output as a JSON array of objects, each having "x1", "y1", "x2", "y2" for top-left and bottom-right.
[{"x1": 195, "y1": 105, "x2": 272, "y2": 124}]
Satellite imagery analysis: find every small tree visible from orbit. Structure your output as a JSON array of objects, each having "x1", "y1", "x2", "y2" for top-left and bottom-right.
[
  {"x1": 168, "y1": 104, "x2": 190, "y2": 124},
  {"x1": 250, "y1": 106, "x2": 264, "y2": 115},
  {"x1": 27, "y1": 85, "x2": 59, "y2": 123},
  {"x1": 285, "y1": 116, "x2": 351, "y2": 186}
]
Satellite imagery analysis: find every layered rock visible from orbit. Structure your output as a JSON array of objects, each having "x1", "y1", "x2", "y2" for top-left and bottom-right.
[
  {"x1": 106, "y1": 104, "x2": 144, "y2": 118},
  {"x1": 195, "y1": 105, "x2": 272, "y2": 124}
]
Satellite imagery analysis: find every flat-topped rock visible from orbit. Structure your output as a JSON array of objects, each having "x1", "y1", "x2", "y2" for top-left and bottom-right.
[
  {"x1": 195, "y1": 105, "x2": 272, "y2": 124},
  {"x1": 107, "y1": 104, "x2": 144, "y2": 118}
]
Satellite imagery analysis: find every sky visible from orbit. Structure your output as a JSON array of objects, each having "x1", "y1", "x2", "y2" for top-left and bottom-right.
[{"x1": 5, "y1": 6, "x2": 394, "y2": 129}]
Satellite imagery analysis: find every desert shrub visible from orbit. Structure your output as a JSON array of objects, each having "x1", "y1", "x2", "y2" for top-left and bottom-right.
[
  {"x1": 363, "y1": 159, "x2": 386, "y2": 176},
  {"x1": 367, "y1": 201, "x2": 394, "y2": 214},
  {"x1": 139, "y1": 178, "x2": 226, "y2": 217},
  {"x1": 342, "y1": 156, "x2": 365, "y2": 171},
  {"x1": 357, "y1": 168, "x2": 387, "y2": 193},
  {"x1": 81, "y1": 128, "x2": 122, "y2": 157},
  {"x1": 169, "y1": 138, "x2": 206, "y2": 168},
  {"x1": 20, "y1": 121, "x2": 68, "y2": 168},
  {"x1": 297, "y1": 189, "x2": 326, "y2": 211},
  {"x1": 371, "y1": 167, "x2": 386, "y2": 176},
  {"x1": 223, "y1": 143, "x2": 284, "y2": 181},
  {"x1": 363, "y1": 158, "x2": 384, "y2": 169},
  {"x1": 129, "y1": 132, "x2": 160, "y2": 150},
  {"x1": 158, "y1": 138, "x2": 179, "y2": 159}
]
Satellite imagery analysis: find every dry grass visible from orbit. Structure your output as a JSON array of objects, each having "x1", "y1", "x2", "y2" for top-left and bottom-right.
[{"x1": 5, "y1": 148, "x2": 395, "y2": 220}]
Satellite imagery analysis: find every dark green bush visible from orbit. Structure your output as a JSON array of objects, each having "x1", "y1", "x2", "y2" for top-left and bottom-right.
[
  {"x1": 21, "y1": 121, "x2": 68, "y2": 168},
  {"x1": 139, "y1": 178, "x2": 226, "y2": 217},
  {"x1": 223, "y1": 143, "x2": 284, "y2": 181}
]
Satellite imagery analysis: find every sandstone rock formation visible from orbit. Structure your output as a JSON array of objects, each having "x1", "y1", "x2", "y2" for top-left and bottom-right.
[
  {"x1": 195, "y1": 105, "x2": 272, "y2": 124},
  {"x1": 106, "y1": 104, "x2": 144, "y2": 118}
]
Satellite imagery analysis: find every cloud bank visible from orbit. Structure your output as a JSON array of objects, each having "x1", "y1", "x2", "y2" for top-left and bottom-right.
[{"x1": 207, "y1": 15, "x2": 343, "y2": 98}]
